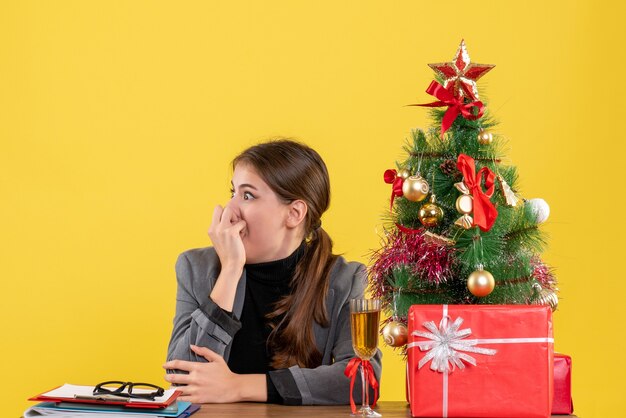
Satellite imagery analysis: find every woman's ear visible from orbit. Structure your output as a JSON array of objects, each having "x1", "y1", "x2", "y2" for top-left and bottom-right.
[{"x1": 286, "y1": 200, "x2": 308, "y2": 229}]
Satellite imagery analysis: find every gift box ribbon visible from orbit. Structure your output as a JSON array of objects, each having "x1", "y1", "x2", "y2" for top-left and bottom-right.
[{"x1": 407, "y1": 305, "x2": 554, "y2": 418}]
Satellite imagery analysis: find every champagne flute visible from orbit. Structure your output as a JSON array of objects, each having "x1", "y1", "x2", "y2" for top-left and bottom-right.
[{"x1": 349, "y1": 298, "x2": 381, "y2": 417}]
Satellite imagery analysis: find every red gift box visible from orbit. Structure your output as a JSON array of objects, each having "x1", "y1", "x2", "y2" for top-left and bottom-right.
[
  {"x1": 407, "y1": 304, "x2": 554, "y2": 418},
  {"x1": 552, "y1": 354, "x2": 573, "y2": 414}
]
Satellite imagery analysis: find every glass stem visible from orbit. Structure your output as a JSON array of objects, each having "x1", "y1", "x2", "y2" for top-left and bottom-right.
[{"x1": 361, "y1": 363, "x2": 368, "y2": 411}]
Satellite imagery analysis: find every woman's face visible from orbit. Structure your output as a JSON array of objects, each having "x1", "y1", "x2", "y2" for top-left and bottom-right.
[{"x1": 227, "y1": 163, "x2": 305, "y2": 264}]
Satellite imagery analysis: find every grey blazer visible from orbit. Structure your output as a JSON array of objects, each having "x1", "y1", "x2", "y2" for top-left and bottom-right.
[{"x1": 166, "y1": 246, "x2": 382, "y2": 405}]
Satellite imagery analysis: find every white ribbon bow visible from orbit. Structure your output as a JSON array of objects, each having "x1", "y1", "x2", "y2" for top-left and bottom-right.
[{"x1": 410, "y1": 316, "x2": 497, "y2": 373}]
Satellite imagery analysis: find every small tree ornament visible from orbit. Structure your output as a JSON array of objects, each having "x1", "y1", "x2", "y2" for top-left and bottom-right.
[
  {"x1": 531, "y1": 283, "x2": 558, "y2": 312},
  {"x1": 398, "y1": 168, "x2": 411, "y2": 179},
  {"x1": 382, "y1": 320, "x2": 408, "y2": 347},
  {"x1": 418, "y1": 194, "x2": 444, "y2": 227},
  {"x1": 382, "y1": 291, "x2": 408, "y2": 347},
  {"x1": 477, "y1": 129, "x2": 493, "y2": 145},
  {"x1": 467, "y1": 238, "x2": 495, "y2": 298},
  {"x1": 527, "y1": 198, "x2": 550, "y2": 224},
  {"x1": 423, "y1": 230, "x2": 456, "y2": 246},
  {"x1": 403, "y1": 174, "x2": 429, "y2": 202},
  {"x1": 467, "y1": 264, "x2": 495, "y2": 297},
  {"x1": 497, "y1": 174, "x2": 519, "y2": 207},
  {"x1": 440, "y1": 159, "x2": 460, "y2": 178}
]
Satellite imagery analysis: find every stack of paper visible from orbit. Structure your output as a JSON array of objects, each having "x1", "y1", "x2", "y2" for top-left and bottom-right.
[{"x1": 25, "y1": 384, "x2": 199, "y2": 418}]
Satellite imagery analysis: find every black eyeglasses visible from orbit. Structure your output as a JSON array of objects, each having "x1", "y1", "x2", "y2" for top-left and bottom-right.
[{"x1": 93, "y1": 381, "x2": 165, "y2": 401}]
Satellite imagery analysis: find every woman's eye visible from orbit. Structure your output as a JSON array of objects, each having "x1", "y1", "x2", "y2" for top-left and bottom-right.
[{"x1": 230, "y1": 188, "x2": 255, "y2": 200}]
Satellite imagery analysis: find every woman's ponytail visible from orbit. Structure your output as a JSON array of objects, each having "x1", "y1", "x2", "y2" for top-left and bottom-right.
[{"x1": 267, "y1": 225, "x2": 337, "y2": 368}]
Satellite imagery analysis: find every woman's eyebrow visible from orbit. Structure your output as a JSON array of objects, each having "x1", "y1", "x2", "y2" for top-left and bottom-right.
[{"x1": 231, "y1": 181, "x2": 258, "y2": 191}]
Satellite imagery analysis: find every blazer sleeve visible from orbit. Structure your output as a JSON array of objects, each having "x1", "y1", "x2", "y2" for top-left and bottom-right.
[
  {"x1": 166, "y1": 252, "x2": 242, "y2": 369},
  {"x1": 268, "y1": 264, "x2": 383, "y2": 405}
]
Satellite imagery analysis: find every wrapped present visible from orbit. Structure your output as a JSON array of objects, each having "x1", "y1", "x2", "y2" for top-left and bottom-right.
[
  {"x1": 552, "y1": 353, "x2": 574, "y2": 414},
  {"x1": 407, "y1": 304, "x2": 554, "y2": 418}
]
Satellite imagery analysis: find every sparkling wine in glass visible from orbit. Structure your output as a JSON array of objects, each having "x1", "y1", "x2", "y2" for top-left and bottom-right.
[{"x1": 349, "y1": 298, "x2": 381, "y2": 417}]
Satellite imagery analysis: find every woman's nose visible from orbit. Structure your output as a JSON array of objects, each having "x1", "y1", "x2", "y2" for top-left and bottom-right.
[{"x1": 225, "y1": 200, "x2": 242, "y2": 221}]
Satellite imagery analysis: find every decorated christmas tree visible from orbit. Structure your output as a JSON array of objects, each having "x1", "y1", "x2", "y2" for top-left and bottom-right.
[{"x1": 369, "y1": 40, "x2": 558, "y2": 349}]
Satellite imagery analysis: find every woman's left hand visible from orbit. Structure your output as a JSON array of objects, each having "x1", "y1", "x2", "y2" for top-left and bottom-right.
[{"x1": 163, "y1": 345, "x2": 242, "y2": 403}]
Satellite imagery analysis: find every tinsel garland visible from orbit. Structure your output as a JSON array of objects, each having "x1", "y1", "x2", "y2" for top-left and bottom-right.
[
  {"x1": 369, "y1": 228, "x2": 458, "y2": 299},
  {"x1": 531, "y1": 257, "x2": 557, "y2": 291}
]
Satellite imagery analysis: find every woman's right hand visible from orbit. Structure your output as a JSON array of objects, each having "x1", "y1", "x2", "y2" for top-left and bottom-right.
[{"x1": 208, "y1": 205, "x2": 247, "y2": 274}]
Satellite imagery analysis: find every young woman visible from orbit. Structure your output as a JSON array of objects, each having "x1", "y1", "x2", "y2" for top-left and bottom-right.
[{"x1": 163, "y1": 139, "x2": 382, "y2": 405}]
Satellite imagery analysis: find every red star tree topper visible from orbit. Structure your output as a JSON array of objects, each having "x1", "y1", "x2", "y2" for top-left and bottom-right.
[{"x1": 428, "y1": 39, "x2": 495, "y2": 100}]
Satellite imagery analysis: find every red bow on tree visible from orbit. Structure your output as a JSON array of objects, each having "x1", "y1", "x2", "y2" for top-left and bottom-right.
[
  {"x1": 457, "y1": 154, "x2": 498, "y2": 232},
  {"x1": 384, "y1": 169, "x2": 404, "y2": 211},
  {"x1": 344, "y1": 357, "x2": 379, "y2": 414},
  {"x1": 410, "y1": 80, "x2": 485, "y2": 136}
]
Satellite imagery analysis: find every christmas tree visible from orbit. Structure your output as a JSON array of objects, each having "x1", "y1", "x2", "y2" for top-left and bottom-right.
[{"x1": 369, "y1": 40, "x2": 558, "y2": 349}]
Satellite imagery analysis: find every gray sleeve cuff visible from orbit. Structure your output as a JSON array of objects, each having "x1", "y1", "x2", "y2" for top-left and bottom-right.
[
  {"x1": 198, "y1": 296, "x2": 242, "y2": 337},
  {"x1": 266, "y1": 373, "x2": 282, "y2": 404},
  {"x1": 268, "y1": 369, "x2": 302, "y2": 406}
]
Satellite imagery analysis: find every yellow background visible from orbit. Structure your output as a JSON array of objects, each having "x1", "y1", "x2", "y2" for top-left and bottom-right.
[{"x1": 2, "y1": 1, "x2": 624, "y2": 417}]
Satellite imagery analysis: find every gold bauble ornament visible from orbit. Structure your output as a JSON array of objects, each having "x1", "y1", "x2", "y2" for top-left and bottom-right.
[
  {"x1": 382, "y1": 320, "x2": 408, "y2": 347},
  {"x1": 467, "y1": 267, "x2": 495, "y2": 297},
  {"x1": 455, "y1": 194, "x2": 473, "y2": 214},
  {"x1": 418, "y1": 195, "x2": 444, "y2": 227},
  {"x1": 477, "y1": 129, "x2": 493, "y2": 145},
  {"x1": 402, "y1": 175, "x2": 430, "y2": 202},
  {"x1": 532, "y1": 283, "x2": 559, "y2": 312},
  {"x1": 398, "y1": 168, "x2": 411, "y2": 179}
]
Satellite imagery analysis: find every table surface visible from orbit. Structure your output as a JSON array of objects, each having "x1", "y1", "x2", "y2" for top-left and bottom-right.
[{"x1": 191, "y1": 401, "x2": 577, "y2": 417}]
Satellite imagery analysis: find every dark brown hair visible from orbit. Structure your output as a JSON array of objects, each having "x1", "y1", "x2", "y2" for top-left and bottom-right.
[{"x1": 233, "y1": 138, "x2": 337, "y2": 369}]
